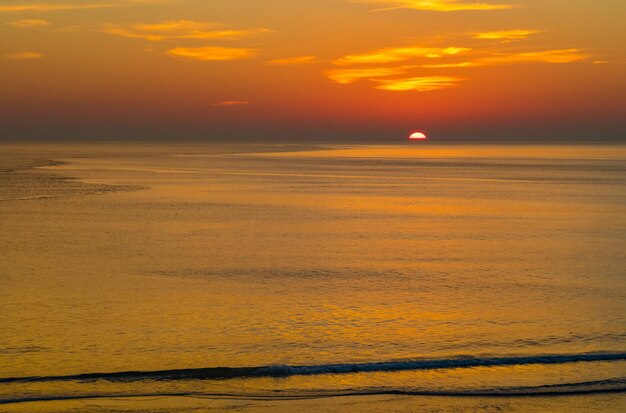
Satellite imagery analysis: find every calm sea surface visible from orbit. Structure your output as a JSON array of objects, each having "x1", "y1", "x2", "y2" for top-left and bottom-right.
[{"x1": 1, "y1": 144, "x2": 625, "y2": 411}]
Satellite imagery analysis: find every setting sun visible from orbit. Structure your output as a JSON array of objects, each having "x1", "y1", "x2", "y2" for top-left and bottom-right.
[{"x1": 409, "y1": 131, "x2": 427, "y2": 140}]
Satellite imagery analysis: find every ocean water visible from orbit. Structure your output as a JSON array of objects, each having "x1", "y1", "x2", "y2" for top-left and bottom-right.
[{"x1": 1, "y1": 143, "x2": 625, "y2": 411}]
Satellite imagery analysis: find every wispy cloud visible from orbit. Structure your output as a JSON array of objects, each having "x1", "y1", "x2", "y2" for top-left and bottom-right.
[
  {"x1": 5, "y1": 51, "x2": 44, "y2": 59},
  {"x1": 472, "y1": 29, "x2": 542, "y2": 40},
  {"x1": 478, "y1": 49, "x2": 589, "y2": 64},
  {"x1": 104, "y1": 20, "x2": 270, "y2": 42},
  {"x1": 166, "y1": 46, "x2": 256, "y2": 61},
  {"x1": 420, "y1": 49, "x2": 589, "y2": 67},
  {"x1": 421, "y1": 62, "x2": 474, "y2": 68},
  {"x1": 334, "y1": 46, "x2": 470, "y2": 65},
  {"x1": 325, "y1": 67, "x2": 407, "y2": 84},
  {"x1": 373, "y1": 76, "x2": 465, "y2": 91},
  {"x1": 211, "y1": 100, "x2": 251, "y2": 106},
  {"x1": 0, "y1": 1, "x2": 159, "y2": 13},
  {"x1": 359, "y1": 0, "x2": 513, "y2": 12},
  {"x1": 7, "y1": 18, "x2": 51, "y2": 27},
  {"x1": 325, "y1": 21, "x2": 588, "y2": 94},
  {"x1": 268, "y1": 56, "x2": 317, "y2": 65},
  {"x1": 333, "y1": 42, "x2": 588, "y2": 70}
]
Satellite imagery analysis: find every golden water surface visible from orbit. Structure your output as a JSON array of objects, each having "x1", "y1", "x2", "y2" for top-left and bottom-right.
[{"x1": 1, "y1": 143, "x2": 625, "y2": 411}]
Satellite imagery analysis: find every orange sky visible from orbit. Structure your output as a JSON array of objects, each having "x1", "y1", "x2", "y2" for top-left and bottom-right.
[{"x1": 1, "y1": 0, "x2": 625, "y2": 141}]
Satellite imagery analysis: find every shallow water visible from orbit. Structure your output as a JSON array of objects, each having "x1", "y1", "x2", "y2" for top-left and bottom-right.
[{"x1": 1, "y1": 143, "x2": 625, "y2": 410}]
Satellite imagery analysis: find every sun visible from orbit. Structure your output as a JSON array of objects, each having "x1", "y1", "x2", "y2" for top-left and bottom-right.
[{"x1": 409, "y1": 131, "x2": 427, "y2": 141}]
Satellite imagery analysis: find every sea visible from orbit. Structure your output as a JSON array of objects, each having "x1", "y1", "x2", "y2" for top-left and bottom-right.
[{"x1": 1, "y1": 143, "x2": 625, "y2": 412}]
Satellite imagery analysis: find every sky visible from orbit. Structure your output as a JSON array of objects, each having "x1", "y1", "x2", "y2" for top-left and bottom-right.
[{"x1": 1, "y1": 0, "x2": 625, "y2": 142}]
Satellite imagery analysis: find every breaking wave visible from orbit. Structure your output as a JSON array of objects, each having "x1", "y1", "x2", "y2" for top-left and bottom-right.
[{"x1": 2, "y1": 351, "x2": 625, "y2": 383}]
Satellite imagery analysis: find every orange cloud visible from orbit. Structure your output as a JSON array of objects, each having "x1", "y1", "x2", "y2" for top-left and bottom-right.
[
  {"x1": 421, "y1": 49, "x2": 589, "y2": 68},
  {"x1": 8, "y1": 19, "x2": 51, "y2": 28},
  {"x1": 373, "y1": 76, "x2": 465, "y2": 91},
  {"x1": 473, "y1": 29, "x2": 542, "y2": 40},
  {"x1": 166, "y1": 46, "x2": 256, "y2": 61},
  {"x1": 360, "y1": 0, "x2": 513, "y2": 12},
  {"x1": 326, "y1": 41, "x2": 589, "y2": 92},
  {"x1": 268, "y1": 56, "x2": 317, "y2": 65},
  {"x1": 5, "y1": 51, "x2": 44, "y2": 59},
  {"x1": 211, "y1": 101, "x2": 251, "y2": 106},
  {"x1": 421, "y1": 62, "x2": 474, "y2": 68},
  {"x1": 478, "y1": 49, "x2": 589, "y2": 64},
  {"x1": 104, "y1": 20, "x2": 271, "y2": 42},
  {"x1": 334, "y1": 46, "x2": 471, "y2": 65},
  {"x1": 325, "y1": 67, "x2": 407, "y2": 84}
]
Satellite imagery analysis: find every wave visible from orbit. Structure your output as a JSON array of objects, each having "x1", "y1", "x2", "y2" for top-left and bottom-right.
[
  {"x1": 2, "y1": 351, "x2": 625, "y2": 384},
  {"x1": 2, "y1": 377, "x2": 626, "y2": 405}
]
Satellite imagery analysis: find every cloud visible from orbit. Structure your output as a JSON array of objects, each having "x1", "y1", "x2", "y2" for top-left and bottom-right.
[
  {"x1": 325, "y1": 29, "x2": 588, "y2": 93},
  {"x1": 420, "y1": 62, "x2": 474, "y2": 68},
  {"x1": 334, "y1": 46, "x2": 471, "y2": 65},
  {"x1": 420, "y1": 49, "x2": 588, "y2": 68},
  {"x1": 211, "y1": 101, "x2": 251, "y2": 106},
  {"x1": 5, "y1": 51, "x2": 44, "y2": 59},
  {"x1": 0, "y1": 1, "x2": 159, "y2": 13},
  {"x1": 373, "y1": 76, "x2": 465, "y2": 91},
  {"x1": 325, "y1": 67, "x2": 407, "y2": 84},
  {"x1": 268, "y1": 56, "x2": 317, "y2": 65},
  {"x1": 8, "y1": 18, "x2": 51, "y2": 28},
  {"x1": 478, "y1": 49, "x2": 589, "y2": 64},
  {"x1": 359, "y1": 0, "x2": 513, "y2": 12},
  {"x1": 166, "y1": 46, "x2": 256, "y2": 61},
  {"x1": 104, "y1": 20, "x2": 271, "y2": 42},
  {"x1": 472, "y1": 30, "x2": 542, "y2": 40}
]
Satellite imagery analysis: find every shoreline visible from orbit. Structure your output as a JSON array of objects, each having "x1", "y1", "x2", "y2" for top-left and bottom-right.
[{"x1": 2, "y1": 393, "x2": 626, "y2": 413}]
